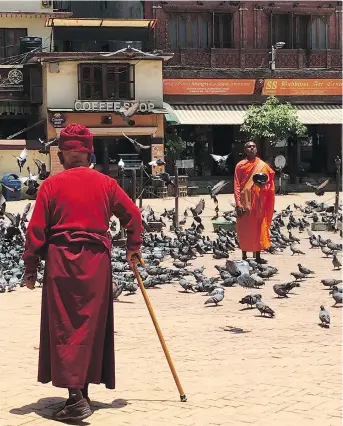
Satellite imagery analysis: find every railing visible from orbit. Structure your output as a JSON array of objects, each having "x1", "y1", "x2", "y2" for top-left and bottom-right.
[{"x1": 165, "y1": 48, "x2": 342, "y2": 70}]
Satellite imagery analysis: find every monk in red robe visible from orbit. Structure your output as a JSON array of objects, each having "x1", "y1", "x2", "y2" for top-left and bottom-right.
[
  {"x1": 22, "y1": 124, "x2": 143, "y2": 422},
  {"x1": 234, "y1": 141, "x2": 275, "y2": 263}
]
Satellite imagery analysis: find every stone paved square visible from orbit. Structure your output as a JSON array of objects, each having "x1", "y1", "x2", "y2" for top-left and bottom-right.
[{"x1": 0, "y1": 193, "x2": 342, "y2": 426}]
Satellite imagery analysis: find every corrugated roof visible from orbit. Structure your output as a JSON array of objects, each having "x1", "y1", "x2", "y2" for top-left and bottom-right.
[
  {"x1": 296, "y1": 105, "x2": 343, "y2": 125},
  {"x1": 169, "y1": 105, "x2": 249, "y2": 125},
  {"x1": 167, "y1": 104, "x2": 343, "y2": 125},
  {"x1": 46, "y1": 18, "x2": 157, "y2": 28}
]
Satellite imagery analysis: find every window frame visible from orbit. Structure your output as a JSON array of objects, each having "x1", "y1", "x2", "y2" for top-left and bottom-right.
[
  {"x1": 168, "y1": 14, "x2": 187, "y2": 49},
  {"x1": 213, "y1": 13, "x2": 234, "y2": 49},
  {"x1": 270, "y1": 13, "x2": 328, "y2": 50},
  {"x1": 78, "y1": 63, "x2": 135, "y2": 101},
  {"x1": 190, "y1": 14, "x2": 211, "y2": 48},
  {"x1": 0, "y1": 28, "x2": 27, "y2": 61}
]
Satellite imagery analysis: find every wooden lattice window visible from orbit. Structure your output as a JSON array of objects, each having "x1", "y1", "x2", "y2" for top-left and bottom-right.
[
  {"x1": 78, "y1": 63, "x2": 134, "y2": 100},
  {"x1": 0, "y1": 28, "x2": 27, "y2": 61}
]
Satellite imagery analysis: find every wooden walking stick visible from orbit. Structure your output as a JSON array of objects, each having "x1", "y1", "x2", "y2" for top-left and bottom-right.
[{"x1": 132, "y1": 255, "x2": 187, "y2": 402}]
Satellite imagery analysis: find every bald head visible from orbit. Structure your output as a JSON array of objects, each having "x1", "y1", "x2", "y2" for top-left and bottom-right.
[{"x1": 244, "y1": 141, "x2": 257, "y2": 160}]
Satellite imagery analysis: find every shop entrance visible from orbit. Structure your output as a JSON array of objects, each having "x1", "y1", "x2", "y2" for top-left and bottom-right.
[{"x1": 212, "y1": 125, "x2": 235, "y2": 175}]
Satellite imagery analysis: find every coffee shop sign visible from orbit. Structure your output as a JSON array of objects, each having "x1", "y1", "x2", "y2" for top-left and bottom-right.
[{"x1": 74, "y1": 100, "x2": 155, "y2": 112}]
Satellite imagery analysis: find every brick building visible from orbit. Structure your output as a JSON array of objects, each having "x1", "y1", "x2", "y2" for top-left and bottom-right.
[{"x1": 145, "y1": 1, "x2": 342, "y2": 182}]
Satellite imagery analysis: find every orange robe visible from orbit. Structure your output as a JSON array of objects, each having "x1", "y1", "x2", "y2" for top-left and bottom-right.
[{"x1": 234, "y1": 157, "x2": 275, "y2": 252}]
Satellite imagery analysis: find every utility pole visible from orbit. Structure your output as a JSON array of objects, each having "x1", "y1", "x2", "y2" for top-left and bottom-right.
[
  {"x1": 174, "y1": 164, "x2": 179, "y2": 227},
  {"x1": 120, "y1": 167, "x2": 125, "y2": 238},
  {"x1": 139, "y1": 162, "x2": 144, "y2": 208},
  {"x1": 132, "y1": 169, "x2": 137, "y2": 204},
  {"x1": 334, "y1": 156, "x2": 341, "y2": 230}
]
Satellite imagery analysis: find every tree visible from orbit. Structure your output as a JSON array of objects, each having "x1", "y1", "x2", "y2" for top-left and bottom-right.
[
  {"x1": 164, "y1": 129, "x2": 186, "y2": 164},
  {"x1": 240, "y1": 96, "x2": 307, "y2": 144}
]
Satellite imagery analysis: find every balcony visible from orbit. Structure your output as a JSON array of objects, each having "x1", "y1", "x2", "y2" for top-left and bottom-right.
[{"x1": 165, "y1": 48, "x2": 342, "y2": 70}]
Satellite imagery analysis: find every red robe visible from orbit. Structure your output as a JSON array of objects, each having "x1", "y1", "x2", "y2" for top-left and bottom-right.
[
  {"x1": 234, "y1": 157, "x2": 275, "y2": 252},
  {"x1": 22, "y1": 167, "x2": 143, "y2": 389}
]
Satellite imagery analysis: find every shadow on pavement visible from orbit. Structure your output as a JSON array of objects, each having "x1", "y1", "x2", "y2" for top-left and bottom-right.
[{"x1": 10, "y1": 397, "x2": 128, "y2": 422}]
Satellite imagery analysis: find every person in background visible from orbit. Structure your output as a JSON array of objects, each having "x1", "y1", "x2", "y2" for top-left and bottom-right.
[
  {"x1": 234, "y1": 141, "x2": 275, "y2": 264},
  {"x1": 89, "y1": 152, "x2": 96, "y2": 169},
  {"x1": 22, "y1": 123, "x2": 143, "y2": 422}
]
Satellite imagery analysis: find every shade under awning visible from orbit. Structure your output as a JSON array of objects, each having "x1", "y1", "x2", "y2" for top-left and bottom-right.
[
  {"x1": 46, "y1": 18, "x2": 157, "y2": 28},
  {"x1": 166, "y1": 104, "x2": 343, "y2": 126},
  {"x1": 296, "y1": 105, "x2": 343, "y2": 125},
  {"x1": 166, "y1": 105, "x2": 249, "y2": 125},
  {"x1": 54, "y1": 127, "x2": 158, "y2": 137}
]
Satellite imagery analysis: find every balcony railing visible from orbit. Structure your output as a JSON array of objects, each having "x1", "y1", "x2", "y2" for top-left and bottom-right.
[{"x1": 165, "y1": 48, "x2": 342, "y2": 70}]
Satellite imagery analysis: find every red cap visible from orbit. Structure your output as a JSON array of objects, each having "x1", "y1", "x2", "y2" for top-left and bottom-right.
[{"x1": 58, "y1": 123, "x2": 94, "y2": 153}]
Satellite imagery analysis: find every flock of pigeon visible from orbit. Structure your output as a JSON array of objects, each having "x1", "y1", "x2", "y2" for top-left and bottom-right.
[{"x1": 0, "y1": 186, "x2": 342, "y2": 329}]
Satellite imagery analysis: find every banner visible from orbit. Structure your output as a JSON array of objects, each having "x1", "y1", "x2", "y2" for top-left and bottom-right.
[
  {"x1": 262, "y1": 79, "x2": 343, "y2": 96},
  {"x1": 163, "y1": 79, "x2": 256, "y2": 95},
  {"x1": 151, "y1": 144, "x2": 165, "y2": 176}
]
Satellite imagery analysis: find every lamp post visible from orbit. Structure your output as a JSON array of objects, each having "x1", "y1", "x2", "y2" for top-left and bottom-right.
[{"x1": 269, "y1": 41, "x2": 285, "y2": 71}]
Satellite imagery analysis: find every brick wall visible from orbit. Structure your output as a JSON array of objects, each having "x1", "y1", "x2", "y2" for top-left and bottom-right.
[
  {"x1": 50, "y1": 146, "x2": 64, "y2": 175},
  {"x1": 150, "y1": 1, "x2": 342, "y2": 78}
]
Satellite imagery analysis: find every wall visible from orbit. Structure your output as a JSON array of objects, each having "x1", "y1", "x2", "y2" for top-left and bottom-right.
[
  {"x1": 0, "y1": 16, "x2": 52, "y2": 51},
  {"x1": 45, "y1": 59, "x2": 164, "y2": 109},
  {"x1": 0, "y1": 148, "x2": 48, "y2": 179},
  {"x1": 0, "y1": 1, "x2": 53, "y2": 13},
  {"x1": 60, "y1": 0, "x2": 143, "y2": 18}
]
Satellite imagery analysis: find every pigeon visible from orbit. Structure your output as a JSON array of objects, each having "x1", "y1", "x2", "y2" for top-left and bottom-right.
[
  {"x1": 33, "y1": 159, "x2": 50, "y2": 180},
  {"x1": 297, "y1": 264, "x2": 314, "y2": 275},
  {"x1": 118, "y1": 158, "x2": 125, "y2": 169},
  {"x1": 329, "y1": 286, "x2": 343, "y2": 306},
  {"x1": 210, "y1": 153, "x2": 231, "y2": 170},
  {"x1": 204, "y1": 292, "x2": 224, "y2": 306},
  {"x1": 157, "y1": 172, "x2": 175, "y2": 187},
  {"x1": 149, "y1": 158, "x2": 166, "y2": 167},
  {"x1": 305, "y1": 179, "x2": 330, "y2": 196},
  {"x1": 239, "y1": 294, "x2": 261, "y2": 308},
  {"x1": 273, "y1": 282, "x2": 299, "y2": 298},
  {"x1": 291, "y1": 271, "x2": 306, "y2": 281},
  {"x1": 290, "y1": 245, "x2": 305, "y2": 255},
  {"x1": 179, "y1": 279, "x2": 195, "y2": 293},
  {"x1": 113, "y1": 282, "x2": 123, "y2": 301},
  {"x1": 190, "y1": 199, "x2": 205, "y2": 217},
  {"x1": 255, "y1": 300, "x2": 275, "y2": 317},
  {"x1": 122, "y1": 132, "x2": 150, "y2": 153},
  {"x1": 0, "y1": 195, "x2": 6, "y2": 217},
  {"x1": 38, "y1": 137, "x2": 57, "y2": 154},
  {"x1": 332, "y1": 254, "x2": 342, "y2": 270},
  {"x1": 119, "y1": 101, "x2": 139, "y2": 126},
  {"x1": 321, "y1": 246, "x2": 333, "y2": 257},
  {"x1": 208, "y1": 180, "x2": 230, "y2": 204},
  {"x1": 14, "y1": 148, "x2": 28, "y2": 172},
  {"x1": 319, "y1": 305, "x2": 330, "y2": 327},
  {"x1": 321, "y1": 279, "x2": 342, "y2": 288}
]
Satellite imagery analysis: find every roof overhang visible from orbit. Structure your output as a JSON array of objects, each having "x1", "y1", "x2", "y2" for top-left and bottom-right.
[
  {"x1": 27, "y1": 51, "x2": 173, "y2": 63},
  {"x1": 46, "y1": 18, "x2": 157, "y2": 29},
  {"x1": 165, "y1": 104, "x2": 343, "y2": 126},
  {"x1": 0, "y1": 11, "x2": 72, "y2": 18},
  {"x1": 54, "y1": 127, "x2": 158, "y2": 137}
]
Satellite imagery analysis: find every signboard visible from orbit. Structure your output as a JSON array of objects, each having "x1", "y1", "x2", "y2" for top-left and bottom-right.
[
  {"x1": 176, "y1": 159, "x2": 194, "y2": 169},
  {"x1": 163, "y1": 79, "x2": 256, "y2": 95},
  {"x1": 151, "y1": 144, "x2": 165, "y2": 176},
  {"x1": 262, "y1": 79, "x2": 343, "y2": 96},
  {"x1": 74, "y1": 100, "x2": 155, "y2": 112},
  {"x1": 50, "y1": 112, "x2": 65, "y2": 128},
  {"x1": 50, "y1": 146, "x2": 64, "y2": 176}
]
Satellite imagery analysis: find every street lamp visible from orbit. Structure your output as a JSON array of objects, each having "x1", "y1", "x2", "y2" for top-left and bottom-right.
[{"x1": 269, "y1": 41, "x2": 285, "y2": 71}]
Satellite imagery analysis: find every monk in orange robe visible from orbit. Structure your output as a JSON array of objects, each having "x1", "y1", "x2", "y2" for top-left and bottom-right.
[{"x1": 234, "y1": 141, "x2": 275, "y2": 263}]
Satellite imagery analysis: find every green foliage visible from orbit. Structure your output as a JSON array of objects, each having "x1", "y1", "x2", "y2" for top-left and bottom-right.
[
  {"x1": 240, "y1": 96, "x2": 307, "y2": 143},
  {"x1": 165, "y1": 131, "x2": 186, "y2": 160}
]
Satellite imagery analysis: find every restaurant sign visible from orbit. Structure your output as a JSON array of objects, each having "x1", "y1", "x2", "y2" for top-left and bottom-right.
[
  {"x1": 163, "y1": 79, "x2": 256, "y2": 95},
  {"x1": 262, "y1": 79, "x2": 343, "y2": 96},
  {"x1": 74, "y1": 100, "x2": 155, "y2": 112}
]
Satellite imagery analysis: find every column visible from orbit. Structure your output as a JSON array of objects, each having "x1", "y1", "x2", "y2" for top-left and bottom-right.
[{"x1": 102, "y1": 138, "x2": 109, "y2": 175}]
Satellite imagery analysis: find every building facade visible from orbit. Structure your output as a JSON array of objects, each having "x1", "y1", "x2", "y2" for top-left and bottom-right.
[{"x1": 146, "y1": 1, "x2": 342, "y2": 181}]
